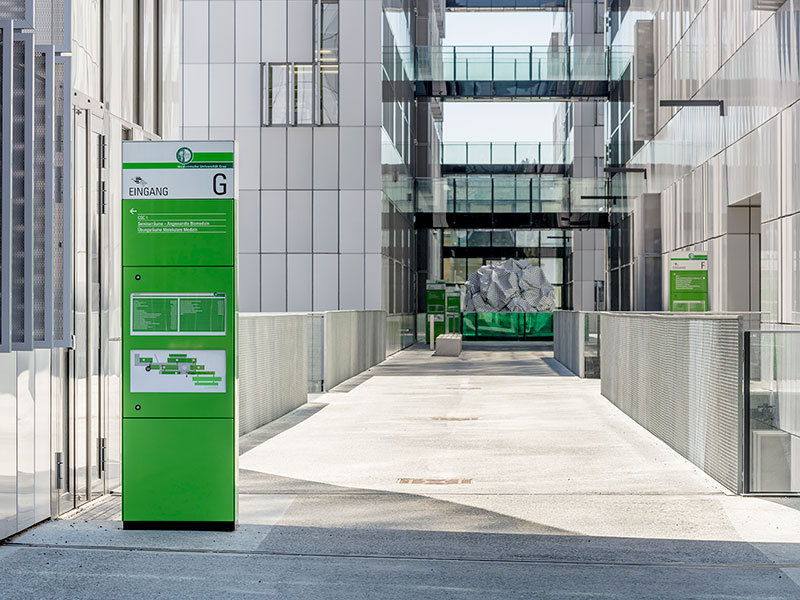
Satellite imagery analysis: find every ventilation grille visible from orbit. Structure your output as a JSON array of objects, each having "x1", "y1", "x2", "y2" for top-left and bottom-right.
[
  {"x1": 0, "y1": 27, "x2": 5, "y2": 351},
  {"x1": 53, "y1": 57, "x2": 69, "y2": 347},
  {"x1": 34, "y1": 0, "x2": 68, "y2": 50}
]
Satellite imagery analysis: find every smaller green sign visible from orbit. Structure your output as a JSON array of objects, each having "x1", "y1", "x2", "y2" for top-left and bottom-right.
[
  {"x1": 180, "y1": 297, "x2": 226, "y2": 333},
  {"x1": 669, "y1": 252, "x2": 709, "y2": 312}
]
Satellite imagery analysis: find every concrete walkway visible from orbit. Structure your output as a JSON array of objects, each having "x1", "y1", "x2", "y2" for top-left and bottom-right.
[{"x1": 4, "y1": 342, "x2": 800, "y2": 598}]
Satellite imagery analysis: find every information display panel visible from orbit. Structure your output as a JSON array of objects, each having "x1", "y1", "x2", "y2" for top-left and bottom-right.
[{"x1": 121, "y1": 141, "x2": 238, "y2": 530}]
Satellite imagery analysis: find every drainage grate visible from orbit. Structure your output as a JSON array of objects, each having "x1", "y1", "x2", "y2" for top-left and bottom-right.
[
  {"x1": 431, "y1": 417, "x2": 479, "y2": 421},
  {"x1": 397, "y1": 478, "x2": 473, "y2": 485}
]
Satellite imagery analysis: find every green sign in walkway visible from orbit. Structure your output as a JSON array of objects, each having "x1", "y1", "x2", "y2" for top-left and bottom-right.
[
  {"x1": 122, "y1": 141, "x2": 238, "y2": 530},
  {"x1": 669, "y1": 251, "x2": 709, "y2": 312}
]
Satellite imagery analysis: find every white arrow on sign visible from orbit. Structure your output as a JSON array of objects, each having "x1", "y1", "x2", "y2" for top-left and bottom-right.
[{"x1": 130, "y1": 208, "x2": 137, "y2": 215}]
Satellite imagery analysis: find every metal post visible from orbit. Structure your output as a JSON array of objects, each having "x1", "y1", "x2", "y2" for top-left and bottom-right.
[{"x1": 429, "y1": 315, "x2": 435, "y2": 351}]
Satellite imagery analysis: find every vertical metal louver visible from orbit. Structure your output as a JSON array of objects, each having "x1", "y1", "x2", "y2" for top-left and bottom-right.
[
  {"x1": 0, "y1": 23, "x2": 10, "y2": 352},
  {"x1": 53, "y1": 54, "x2": 70, "y2": 347},
  {"x1": 11, "y1": 33, "x2": 34, "y2": 350},
  {"x1": 33, "y1": 46, "x2": 54, "y2": 347},
  {"x1": 34, "y1": 0, "x2": 69, "y2": 52}
]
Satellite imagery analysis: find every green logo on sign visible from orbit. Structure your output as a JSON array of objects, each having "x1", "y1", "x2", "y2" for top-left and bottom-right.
[{"x1": 176, "y1": 147, "x2": 194, "y2": 164}]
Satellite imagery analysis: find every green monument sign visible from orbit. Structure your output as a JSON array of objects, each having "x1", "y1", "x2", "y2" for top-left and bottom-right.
[
  {"x1": 121, "y1": 141, "x2": 238, "y2": 530},
  {"x1": 426, "y1": 280, "x2": 446, "y2": 343},
  {"x1": 669, "y1": 251, "x2": 708, "y2": 312}
]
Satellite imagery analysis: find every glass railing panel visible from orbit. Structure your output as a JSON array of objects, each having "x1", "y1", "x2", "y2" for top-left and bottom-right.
[
  {"x1": 441, "y1": 143, "x2": 467, "y2": 164},
  {"x1": 467, "y1": 143, "x2": 492, "y2": 164},
  {"x1": 413, "y1": 45, "x2": 612, "y2": 82},
  {"x1": 491, "y1": 143, "x2": 516, "y2": 164},
  {"x1": 747, "y1": 330, "x2": 800, "y2": 494}
]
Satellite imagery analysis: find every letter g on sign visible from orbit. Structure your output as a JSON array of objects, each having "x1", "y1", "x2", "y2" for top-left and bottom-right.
[{"x1": 213, "y1": 173, "x2": 228, "y2": 196}]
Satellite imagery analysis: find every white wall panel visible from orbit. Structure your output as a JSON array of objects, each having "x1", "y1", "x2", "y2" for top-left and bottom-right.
[
  {"x1": 364, "y1": 0, "x2": 382, "y2": 63},
  {"x1": 340, "y1": 0, "x2": 365, "y2": 64},
  {"x1": 209, "y1": 127, "x2": 235, "y2": 140},
  {"x1": 261, "y1": 127, "x2": 287, "y2": 189},
  {"x1": 261, "y1": 254, "x2": 287, "y2": 312},
  {"x1": 33, "y1": 349, "x2": 50, "y2": 523},
  {"x1": 209, "y1": 1, "x2": 236, "y2": 63},
  {"x1": 365, "y1": 253, "x2": 382, "y2": 310},
  {"x1": 16, "y1": 351, "x2": 35, "y2": 530},
  {"x1": 182, "y1": 127, "x2": 210, "y2": 140},
  {"x1": 236, "y1": 127, "x2": 262, "y2": 190},
  {"x1": 183, "y1": 1, "x2": 210, "y2": 64},
  {"x1": 182, "y1": 64, "x2": 209, "y2": 127},
  {"x1": 313, "y1": 128, "x2": 339, "y2": 189},
  {"x1": 262, "y1": 0, "x2": 288, "y2": 62},
  {"x1": 238, "y1": 191, "x2": 261, "y2": 253},
  {"x1": 209, "y1": 64, "x2": 234, "y2": 127},
  {"x1": 339, "y1": 254, "x2": 365, "y2": 309},
  {"x1": 239, "y1": 253, "x2": 262, "y2": 312},
  {"x1": 261, "y1": 191, "x2": 287, "y2": 252},
  {"x1": 313, "y1": 254, "x2": 339, "y2": 310},
  {"x1": 287, "y1": 191, "x2": 313, "y2": 252},
  {"x1": 364, "y1": 190, "x2": 382, "y2": 254},
  {"x1": 339, "y1": 127, "x2": 365, "y2": 190},
  {"x1": 365, "y1": 126, "x2": 382, "y2": 190},
  {"x1": 339, "y1": 191, "x2": 365, "y2": 253},
  {"x1": 365, "y1": 63, "x2": 382, "y2": 127},
  {"x1": 287, "y1": 254, "x2": 313, "y2": 311},
  {"x1": 235, "y1": 1, "x2": 262, "y2": 63},
  {"x1": 235, "y1": 63, "x2": 262, "y2": 127},
  {"x1": 313, "y1": 191, "x2": 339, "y2": 253},
  {"x1": 340, "y1": 63, "x2": 365, "y2": 126},
  {"x1": 287, "y1": 128, "x2": 313, "y2": 189},
  {"x1": 287, "y1": 0, "x2": 313, "y2": 62},
  {"x1": 0, "y1": 352, "x2": 16, "y2": 540}
]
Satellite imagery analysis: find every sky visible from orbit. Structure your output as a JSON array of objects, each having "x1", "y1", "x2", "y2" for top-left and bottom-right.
[{"x1": 440, "y1": 13, "x2": 564, "y2": 143}]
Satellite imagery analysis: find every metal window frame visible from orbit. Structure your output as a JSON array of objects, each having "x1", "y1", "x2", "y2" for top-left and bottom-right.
[
  {"x1": 34, "y1": 44, "x2": 54, "y2": 348},
  {"x1": 53, "y1": 54, "x2": 71, "y2": 348},
  {"x1": 0, "y1": 22, "x2": 12, "y2": 352}
]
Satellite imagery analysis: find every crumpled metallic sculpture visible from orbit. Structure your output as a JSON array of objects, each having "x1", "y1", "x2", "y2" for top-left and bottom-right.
[{"x1": 463, "y1": 259, "x2": 555, "y2": 313}]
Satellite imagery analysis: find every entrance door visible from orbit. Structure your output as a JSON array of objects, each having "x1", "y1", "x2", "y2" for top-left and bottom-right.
[{"x1": 69, "y1": 101, "x2": 107, "y2": 508}]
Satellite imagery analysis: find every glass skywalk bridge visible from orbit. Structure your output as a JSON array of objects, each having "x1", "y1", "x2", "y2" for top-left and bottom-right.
[
  {"x1": 411, "y1": 45, "x2": 628, "y2": 99},
  {"x1": 414, "y1": 176, "x2": 611, "y2": 229},
  {"x1": 441, "y1": 142, "x2": 572, "y2": 175},
  {"x1": 446, "y1": 0, "x2": 566, "y2": 10}
]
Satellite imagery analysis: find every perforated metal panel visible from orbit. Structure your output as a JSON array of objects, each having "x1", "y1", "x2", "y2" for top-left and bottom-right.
[
  {"x1": 0, "y1": 23, "x2": 10, "y2": 352},
  {"x1": 323, "y1": 310, "x2": 387, "y2": 390},
  {"x1": 600, "y1": 313, "x2": 745, "y2": 492},
  {"x1": 0, "y1": 0, "x2": 33, "y2": 26},
  {"x1": 11, "y1": 33, "x2": 33, "y2": 350},
  {"x1": 52, "y1": 55, "x2": 70, "y2": 347},
  {"x1": 34, "y1": 0, "x2": 68, "y2": 52},
  {"x1": 33, "y1": 47, "x2": 54, "y2": 347},
  {"x1": 239, "y1": 314, "x2": 308, "y2": 436}
]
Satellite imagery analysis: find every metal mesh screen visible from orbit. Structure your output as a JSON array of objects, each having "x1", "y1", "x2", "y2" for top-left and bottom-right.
[
  {"x1": 32, "y1": 51, "x2": 45, "y2": 342},
  {"x1": 553, "y1": 310, "x2": 584, "y2": 377},
  {"x1": 600, "y1": 313, "x2": 743, "y2": 492},
  {"x1": 239, "y1": 314, "x2": 308, "y2": 436},
  {"x1": 0, "y1": 28, "x2": 4, "y2": 350},
  {"x1": 52, "y1": 57, "x2": 68, "y2": 346},
  {"x1": 323, "y1": 310, "x2": 386, "y2": 391},
  {"x1": 0, "y1": 0, "x2": 28, "y2": 20},
  {"x1": 11, "y1": 39, "x2": 26, "y2": 345},
  {"x1": 34, "y1": 0, "x2": 67, "y2": 48}
]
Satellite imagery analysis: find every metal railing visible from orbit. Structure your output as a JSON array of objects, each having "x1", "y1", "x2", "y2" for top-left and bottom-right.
[
  {"x1": 411, "y1": 45, "x2": 632, "y2": 82},
  {"x1": 415, "y1": 176, "x2": 610, "y2": 213},
  {"x1": 441, "y1": 142, "x2": 572, "y2": 166}
]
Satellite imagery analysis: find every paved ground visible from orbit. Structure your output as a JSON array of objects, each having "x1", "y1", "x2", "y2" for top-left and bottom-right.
[{"x1": 4, "y1": 342, "x2": 800, "y2": 598}]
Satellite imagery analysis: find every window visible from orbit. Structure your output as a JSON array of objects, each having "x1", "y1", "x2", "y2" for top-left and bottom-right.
[{"x1": 264, "y1": 0, "x2": 339, "y2": 126}]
